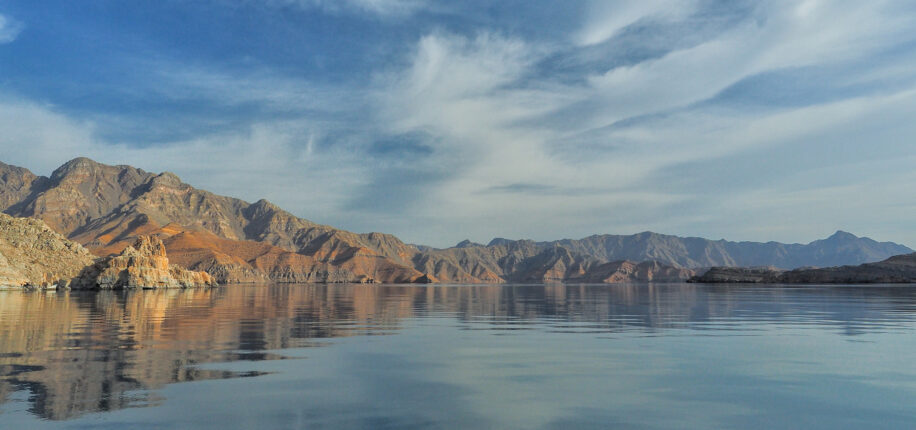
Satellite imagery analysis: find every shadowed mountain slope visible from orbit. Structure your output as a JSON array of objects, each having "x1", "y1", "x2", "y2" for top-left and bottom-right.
[
  {"x1": 521, "y1": 230, "x2": 911, "y2": 269},
  {"x1": 691, "y1": 253, "x2": 916, "y2": 284}
]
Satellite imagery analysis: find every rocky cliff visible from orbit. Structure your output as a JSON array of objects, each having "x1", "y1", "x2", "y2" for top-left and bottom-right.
[
  {"x1": 0, "y1": 213, "x2": 95, "y2": 288},
  {"x1": 690, "y1": 253, "x2": 916, "y2": 284}
]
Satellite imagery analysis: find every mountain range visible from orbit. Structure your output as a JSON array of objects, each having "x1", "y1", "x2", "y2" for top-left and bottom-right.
[{"x1": 0, "y1": 157, "x2": 911, "y2": 284}]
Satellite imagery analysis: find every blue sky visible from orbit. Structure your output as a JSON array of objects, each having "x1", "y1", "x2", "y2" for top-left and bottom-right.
[{"x1": 1, "y1": 0, "x2": 915, "y2": 248}]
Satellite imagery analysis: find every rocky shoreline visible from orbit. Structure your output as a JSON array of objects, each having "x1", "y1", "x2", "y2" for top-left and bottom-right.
[
  {"x1": 0, "y1": 212, "x2": 692, "y2": 288},
  {"x1": 4, "y1": 208, "x2": 914, "y2": 289},
  {"x1": 0, "y1": 213, "x2": 213, "y2": 289},
  {"x1": 689, "y1": 253, "x2": 916, "y2": 284}
]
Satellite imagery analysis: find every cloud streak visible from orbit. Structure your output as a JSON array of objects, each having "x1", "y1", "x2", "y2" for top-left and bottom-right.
[
  {"x1": 0, "y1": 14, "x2": 23, "y2": 43},
  {"x1": 1, "y1": 0, "x2": 915, "y2": 247},
  {"x1": 264, "y1": 0, "x2": 428, "y2": 17},
  {"x1": 576, "y1": 0, "x2": 699, "y2": 46}
]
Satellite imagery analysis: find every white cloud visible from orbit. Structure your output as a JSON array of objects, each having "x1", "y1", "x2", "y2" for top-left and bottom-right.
[
  {"x1": 0, "y1": 14, "x2": 24, "y2": 43},
  {"x1": 589, "y1": 86, "x2": 916, "y2": 246},
  {"x1": 365, "y1": 1, "x2": 916, "y2": 245},
  {"x1": 372, "y1": 31, "x2": 697, "y2": 241},
  {"x1": 149, "y1": 63, "x2": 358, "y2": 113},
  {"x1": 338, "y1": 0, "x2": 426, "y2": 16},
  {"x1": 2, "y1": 1, "x2": 916, "y2": 247},
  {"x1": 576, "y1": 0, "x2": 699, "y2": 46},
  {"x1": 383, "y1": 32, "x2": 547, "y2": 135},
  {"x1": 379, "y1": 33, "x2": 575, "y2": 202},
  {"x1": 582, "y1": 0, "x2": 916, "y2": 130},
  {"x1": 269, "y1": 0, "x2": 427, "y2": 17}
]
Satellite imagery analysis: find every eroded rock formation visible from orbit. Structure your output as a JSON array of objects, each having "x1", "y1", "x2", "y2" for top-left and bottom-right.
[{"x1": 73, "y1": 236, "x2": 214, "y2": 289}]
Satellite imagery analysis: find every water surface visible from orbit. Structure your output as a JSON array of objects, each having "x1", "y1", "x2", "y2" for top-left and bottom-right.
[{"x1": 1, "y1": 283, "x2": 915, "y2": 429}]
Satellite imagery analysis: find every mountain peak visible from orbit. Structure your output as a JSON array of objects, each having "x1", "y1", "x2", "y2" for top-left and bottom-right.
[
  {"x1": 0, "y1": 160, "x2": 32, "y2": 173},
  {"x1": 827, "y1": 230, "x2": 858, "y2": 241},
  {"x1": 244, "y1": 198, "x2": 282, "y2": 221},
  {"x1": 51, "y1": 157, "x2": 103, "y2": 180},
  {"x1": 251, "y1": 199, "x2": 283, "y2": 213},
  {"x1": 63, "y1": 156, "x2": 98, "y2": 166},
  {"x1": 455, "y1": 239, "x2": 483, "y2": 248},
  {"x1": 253, "y1": 198, "x2": 277, "y2": 208},
  {"x1": 149, "y1": 172, "x2": 183, "y2": 188},
  {"x1": 487, "y1": 237, "x2": 514, "y2": 247}
]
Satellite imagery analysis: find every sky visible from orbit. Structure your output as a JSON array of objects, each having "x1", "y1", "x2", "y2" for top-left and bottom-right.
[{"x1": 0, "y1": 0, "x2": 915, "y2": 248}]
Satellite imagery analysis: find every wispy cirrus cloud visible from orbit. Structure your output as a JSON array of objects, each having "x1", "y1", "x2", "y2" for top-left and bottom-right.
[
  {"x1": 0, "y1": 13, "x2": 23, "y2": 43},
  {"x1": 576, "y1": 0, "x2": 699, "y2": 46},
  {"x1": 577, "y1": 0, "x2": 916, "y2": 131},
  {"x1": 265, "y1": 0, "x2": 429, "y2": 17},
  {"x1": 1, "y1": 0, "x2": 916, "y2": 247},
  {"x1": 356, "y1": 0, "x2": 916, "y2": 244}
]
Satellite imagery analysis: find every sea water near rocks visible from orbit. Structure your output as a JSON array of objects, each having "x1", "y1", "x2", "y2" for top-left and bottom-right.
[{"x1": 1, "y1": 283, "x2": 915, "y2": 429}]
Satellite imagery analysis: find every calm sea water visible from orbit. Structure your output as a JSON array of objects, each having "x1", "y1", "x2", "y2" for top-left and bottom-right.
[{"x1": 1, "y1": 283, "x2": 915, "y2": 429}]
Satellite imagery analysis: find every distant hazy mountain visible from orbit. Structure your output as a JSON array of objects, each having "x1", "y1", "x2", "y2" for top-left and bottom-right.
[
  {"x1": 532, "y1": 230, "x2": 912, "y2": 269},
  {"x1": 0, "y1": 158, "x2": 910, "y2": 284}
]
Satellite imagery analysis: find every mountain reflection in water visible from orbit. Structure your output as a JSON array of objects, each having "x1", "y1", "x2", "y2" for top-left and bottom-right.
[{"x1": 1, "y1": 283, "x2": 916, "y2": 425}]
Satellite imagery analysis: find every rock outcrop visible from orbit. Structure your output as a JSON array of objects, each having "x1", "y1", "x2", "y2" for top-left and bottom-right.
[
  {"x1": 73, "y1": 236, "x2": 214, "y2": 289},
  {"x1": 88, "y1": 224, "x2": 430, "y2": 284},
  {"x1": 690, "y1": 254, "x2": 916, "y2": 284},
  {"x1": 0, "y1": 213, "x2": 95, "y2": 288}
]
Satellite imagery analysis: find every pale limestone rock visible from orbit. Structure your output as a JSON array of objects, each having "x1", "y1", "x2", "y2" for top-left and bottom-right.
[
  {"x1": 74, "y1": 236, "x2": 214, "y2": 289},
  {"x1": 0, "y1": 213, "x2": 94, "y2": 287}
]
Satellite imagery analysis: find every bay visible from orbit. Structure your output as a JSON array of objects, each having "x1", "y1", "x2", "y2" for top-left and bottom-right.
[{"x1": 0, "y1": 283, "x2": 915, "y2": 429}]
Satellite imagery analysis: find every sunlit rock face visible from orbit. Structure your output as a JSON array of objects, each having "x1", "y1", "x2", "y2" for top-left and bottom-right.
[
  {"x1": 0, "y1": 213, "x2": 94, "y2": 288},
  {"x1": 73, "y1": 236, "x2": 214, "y2": 289}
]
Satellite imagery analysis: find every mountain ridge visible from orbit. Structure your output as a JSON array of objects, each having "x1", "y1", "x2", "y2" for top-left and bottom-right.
[
  {"x1": 469, "y1": 229, "x2": 911, "y2": 270},
  {"x1": 0, "y1": 157, "x2": 910, "y2": 284}
]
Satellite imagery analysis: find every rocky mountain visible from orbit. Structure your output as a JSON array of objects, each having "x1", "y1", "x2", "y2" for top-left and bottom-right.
[
  {"x1": 690, "y1": 253, "x2": 916, "y2": 284},
  {"x1": 0, "y1": 158, "x2": 430, "y2": 283},
  {"x1": 415, "y1": 231, "x2": 911, "y2": 283},
  {"x1": 0, "y1": 157, "x2": 910, "y2": 284},
  {"x1": 524, "y1": 231, "x2": 912, "y2": 269},
  {"x1": 0, "y1": 161, "x2": 44, "y2": 210}
]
